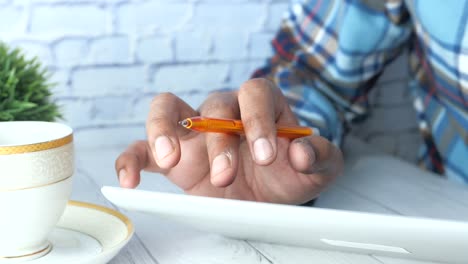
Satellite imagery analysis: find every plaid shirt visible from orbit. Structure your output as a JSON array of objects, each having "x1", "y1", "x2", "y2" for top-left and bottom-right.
[{"x1": 253, "y1": 0, "x2": 468, "y2": 183}]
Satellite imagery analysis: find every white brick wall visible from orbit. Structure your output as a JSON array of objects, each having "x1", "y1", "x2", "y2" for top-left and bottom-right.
[
  {"x1": 350, "y1": 52, "x2": 422, "y2": 163},
  {"x1": 136, "y1": 36, "x2": 172, "y2": 63},
  {"x1": 117, "y1": 2, "x2": 191, "y2": 34},
  {"x1": 87, "y1": 36, "x2": 131, "y2": 64},
  {"x1": 0, "y1": 0, "x2": 421, "y2": 163},
  {"x1": 71, "y1": 66, "x2": 146, "y2": 96},
  {"x1": 152, "y1": 63, "x2": 230, "y2": 93},
  {"x1": 0, "y1": 6, "x2": 25, "y2": 35},
  {"x1": 54, "y1": 39, "x2": 88, "y2": 67},
  {"x1": 30, "y1": 5, "x2": 109, "y2": 36}
]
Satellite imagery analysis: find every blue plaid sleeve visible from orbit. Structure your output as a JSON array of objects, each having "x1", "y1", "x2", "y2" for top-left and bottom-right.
[{"x1": 253, "y1": 0, "x2": 412, "y2": 146}]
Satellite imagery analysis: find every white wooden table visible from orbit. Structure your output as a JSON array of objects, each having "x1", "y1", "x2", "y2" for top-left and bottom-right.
[{"x1": 71, "y1": 137, "x2": 468, "y2": 264}]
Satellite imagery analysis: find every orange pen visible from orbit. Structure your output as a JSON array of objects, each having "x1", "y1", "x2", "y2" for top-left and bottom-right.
[{"x1": 178, "y1": 116, "x2": 313, "y2": 139}]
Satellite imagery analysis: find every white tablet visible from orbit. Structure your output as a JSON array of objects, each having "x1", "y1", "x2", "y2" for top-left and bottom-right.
[{"x1": 102, "y1": 186, "x2": 468, "y2": 263}]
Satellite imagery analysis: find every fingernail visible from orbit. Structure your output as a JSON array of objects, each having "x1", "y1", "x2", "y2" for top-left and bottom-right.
[
  {"x1": 294, "y1": 138, "x2": 317, "y2": 170},
  {"x1": 253, "y1": 138, "x2": 273, "y2": 161},
  {"x1": 295, "y1": 138, "x2": 316, "y2": 164},
  {"x1": 118, "y1": 169, "x2": 128, "y2": 185},
  {"x1": 118, "y1": 169, "x2": 126, "y2": 180},
  {"x1": 155, "y1": 136, "x2": 174, "y2": 161},
  {"x1": 212, "y1": 153, "x2": 231, "y2": 178}
]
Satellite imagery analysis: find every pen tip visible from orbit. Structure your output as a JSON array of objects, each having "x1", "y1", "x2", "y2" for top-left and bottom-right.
[{"x1": 178, "y1": 119, "x2": 190, "y2": 128}]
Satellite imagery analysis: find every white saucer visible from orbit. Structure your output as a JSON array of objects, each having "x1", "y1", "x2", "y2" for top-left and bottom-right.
[{"x1": 1, "y1": 201, "x2": 134, "y2": 264}]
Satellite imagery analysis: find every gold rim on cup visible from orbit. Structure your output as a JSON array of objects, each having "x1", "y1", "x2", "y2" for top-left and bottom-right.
[{"x1": 0, "y1": 134, "x2": 73, "y2": 155}]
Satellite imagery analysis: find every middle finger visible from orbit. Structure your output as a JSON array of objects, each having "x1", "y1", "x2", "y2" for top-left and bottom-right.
[{"x1": 199, "y1": 91, "x2": 241, "y2": 187}]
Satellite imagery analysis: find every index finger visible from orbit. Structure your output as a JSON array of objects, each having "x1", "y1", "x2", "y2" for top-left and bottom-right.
[{"x1": 146, "y1": 93, "x2": 198, "y2": 169}]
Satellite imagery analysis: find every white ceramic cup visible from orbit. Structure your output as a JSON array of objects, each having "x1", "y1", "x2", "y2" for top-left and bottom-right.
[{"x1": 0, "y1": 121, "x2": 74, "y2": 261}]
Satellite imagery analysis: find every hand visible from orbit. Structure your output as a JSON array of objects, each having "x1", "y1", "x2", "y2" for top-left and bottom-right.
[{"x1": 115, "y1": 78, "x2": 343, "y2": 204}]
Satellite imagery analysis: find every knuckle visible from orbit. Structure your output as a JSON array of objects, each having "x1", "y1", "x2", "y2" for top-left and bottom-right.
[
  {"x1": 147, "y1": 116, "x2": 169, "y2": 129},
  {"x1": 151, "y1": 92, "x2": 177, "y2": 106},
  {"x1": 201, "y1": 100, "x2": 232, "y2": 115},
  {"x1": 239, "y1": 78, "x2": 274, "y2": 96},
  {"x1": 206, "y1": 90, "x2": 226, "y2": 100},
  {"x1": 115, "y1": 151, "x2": 133, "y2": 168},
  {"x1": 206, "y1": 133, "x2": 225, "y2": 146},
  {"x1": 206, "y1": 134, "x2": 235, "y2": 154},
  {"x1": 200, "y1": 92, "x2": 239, "y2": 116},
  {"x1": 242, "y1": 78, "x2": 271, "y2": 89},
  {"x1": 211, "y1": 133, "x2": 229, "y2": 143},
  {"x1": 309, "y1": 174, "x2": 331, "y2": 193},
  {"x1": 146, "y1": 115, "x2": 174, "y2": 138},
  {"x1": 242, "y1": 113, "x2": 263, "y2": 130}
]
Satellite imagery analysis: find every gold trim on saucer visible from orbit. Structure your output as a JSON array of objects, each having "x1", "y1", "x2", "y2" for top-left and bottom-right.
[
  {"x1": 68, "y1": 200, "x2": 134, "y2": 239},
  {"x1": 0, "y1": 134, "x2": 73, "y2": 155},
  {"x1": 0, "y1": 243, "x2": 51, "y2": 260}
]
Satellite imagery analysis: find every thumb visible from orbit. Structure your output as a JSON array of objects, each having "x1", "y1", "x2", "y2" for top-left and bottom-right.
[
  {"x1": 115, "y1": 140, "x2": 164, "y2": 188},
  {"x1": 288, "y1": 136, "x2": 343, "y2": 179}
]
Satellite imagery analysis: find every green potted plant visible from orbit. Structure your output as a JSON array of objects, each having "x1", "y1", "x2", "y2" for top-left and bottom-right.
[{"x1": 0, "y1": 43, "x2": 61, "y2": 121}]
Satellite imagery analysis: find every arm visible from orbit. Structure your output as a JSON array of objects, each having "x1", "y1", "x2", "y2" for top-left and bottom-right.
[{"x1": 253, "y1": 0, "x2": 413, "y2": 146}]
